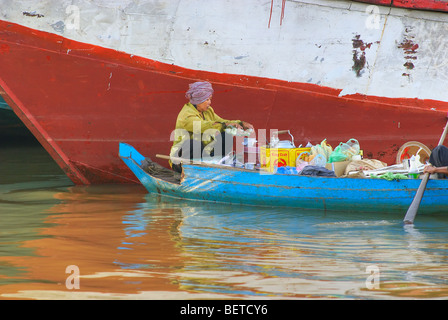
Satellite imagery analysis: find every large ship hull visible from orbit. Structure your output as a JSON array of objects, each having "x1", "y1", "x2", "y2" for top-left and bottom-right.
[{"x1": 1, "y1": 0, "x2": 448, "y2": 184}]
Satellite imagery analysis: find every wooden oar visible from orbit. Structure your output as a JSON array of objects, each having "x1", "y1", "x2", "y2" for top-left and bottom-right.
[
  {"x1": 156, "y1": 154, "x2": 186, "y2": 163},
  {"x1": 403, "y1": 118, "x2": 448, "y2": 224},
  {"x1": 156, "y1": 154, "x2": 222, "y2": 165},
  {"x1": 156, "y1": 154, "x2": 234, "y2": 169}
]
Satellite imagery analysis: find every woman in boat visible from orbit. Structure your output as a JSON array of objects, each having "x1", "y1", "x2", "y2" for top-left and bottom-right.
[
  {"x1": 170, "y1": 81, "x2": 254, "y2": 173},
  {"x1": 423, "y1": 145, "x2": 448, "y2": 177}
]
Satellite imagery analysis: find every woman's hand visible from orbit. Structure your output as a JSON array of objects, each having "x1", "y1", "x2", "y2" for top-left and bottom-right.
[
  {"x1": 423, "y1": 165, "x2": 448, "y2": 175},
  {"x1": 240, "y1": 121, "x2": 254, "y2": 130},
  {"x1": 225, "y1": 121, "x2": 243, "y2": 129},
  {"x1": 223, "y1": 121, "x2": 254, "y2": 131},
  {"x1": 423, "y1": 165, "x2": 437, "y2": 174}
]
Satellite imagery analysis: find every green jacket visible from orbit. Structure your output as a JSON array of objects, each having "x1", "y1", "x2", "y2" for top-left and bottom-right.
[{"x1": 170, "y1": 103, "x2": 239, "y2": 160}]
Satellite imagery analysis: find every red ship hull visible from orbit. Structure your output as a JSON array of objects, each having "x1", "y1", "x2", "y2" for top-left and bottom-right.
[
  {"x1": 356, "y1": 0, "x2": 448, "y2": 12},
  {"x1": 1, "y1": 20, "x2": 447, "y2": 184}
]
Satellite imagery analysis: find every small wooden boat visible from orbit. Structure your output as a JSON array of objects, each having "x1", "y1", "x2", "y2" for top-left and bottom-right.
[{"x1": 119, "y1": 142, "x2": 448, "y2": 214}]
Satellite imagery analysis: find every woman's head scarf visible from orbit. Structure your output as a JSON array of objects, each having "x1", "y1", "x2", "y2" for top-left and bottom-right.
[{"x1": 186, "y1": 81, "x2": 214, "y2": 105}]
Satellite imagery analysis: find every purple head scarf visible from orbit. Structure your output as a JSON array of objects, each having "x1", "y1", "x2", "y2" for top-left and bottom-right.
[{"x1": 185, "y1": 81, "x2": 214, "y2": 105}]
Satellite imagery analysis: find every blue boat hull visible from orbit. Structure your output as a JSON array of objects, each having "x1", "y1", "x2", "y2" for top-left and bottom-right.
[{"x1": 119, "y1": 143, "x2": 448, "y2": 214}]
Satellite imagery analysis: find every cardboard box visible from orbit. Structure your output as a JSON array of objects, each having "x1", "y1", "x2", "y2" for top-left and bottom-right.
[
  {"x1": 260, "y1": 146, "x2": 311, "y2": 172},
  {"x1": 325, "y1": 161, "x2": 350, "y2": 177}
]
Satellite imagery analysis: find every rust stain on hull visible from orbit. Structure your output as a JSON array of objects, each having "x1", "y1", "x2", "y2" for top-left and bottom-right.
[
  {"x1": 398, "y1": 27, "x2": 419, "y2": 77},
  {"x1": 352, "y1": 35, "x2": 373, "y2": 77}
]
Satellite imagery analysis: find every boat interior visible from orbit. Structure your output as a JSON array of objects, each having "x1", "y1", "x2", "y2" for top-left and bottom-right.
[{"x1": 140, "y1": 158, "x2": 182, "y2": 185}]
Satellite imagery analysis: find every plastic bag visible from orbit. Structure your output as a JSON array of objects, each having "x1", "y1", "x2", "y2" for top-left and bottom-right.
[
  {"x1": 329, "y1": 138, "x2": 360, "y2": 163},
  {"x1": 296, "y1": 151, "x2": 310, "y2": 163},
  {"x1": 309, "y1": 153, "x2": 326, "y2": 167},
  {"x1": 275, "y1": 166, "x2": 298, "y2": 175},
  {"x1": 298, "y1": 165, "x2": 337, "y2": 177},
  {"x1": 328, "y1": 145, "x2": 348, "y2": 163},
  {"x1": 310, "y1": 139, "x2": 333, "y2": 163},
  {"x1": 340, "y1": 138, "x2": 360, "y2": 159},
  {"x1": 296, "y1": 151, "x2": 310, "y2": 171}
]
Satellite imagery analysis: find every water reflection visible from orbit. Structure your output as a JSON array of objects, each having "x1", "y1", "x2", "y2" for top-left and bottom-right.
[{"x1": 1, "y1": 145, "x2": 448, "y2": 299}]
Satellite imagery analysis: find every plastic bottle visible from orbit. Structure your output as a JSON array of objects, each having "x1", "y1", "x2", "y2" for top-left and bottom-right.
[
  {"x1": 408, "y1": 155, "x2": 417, "y2": 172},
  {"x1": 408, "y1": 155, "x2": 420, "y2": 179}
]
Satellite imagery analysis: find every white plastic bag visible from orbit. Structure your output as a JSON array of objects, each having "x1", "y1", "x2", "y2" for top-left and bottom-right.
[{"x1": 340, "y1": 138, "x2": 360, "y2": 159}]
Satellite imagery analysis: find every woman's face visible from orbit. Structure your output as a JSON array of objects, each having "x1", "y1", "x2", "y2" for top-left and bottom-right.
[{"x1": 196, "y1": 96, "x2": 212, "y2": 112}]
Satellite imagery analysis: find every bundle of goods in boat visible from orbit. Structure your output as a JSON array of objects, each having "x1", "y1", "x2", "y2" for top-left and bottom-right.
[
  {"x1": 259, "y1": 130, "x2": 312, "y2": 172},
  {"x1": 292, "y1": 139, "x2": 348, "y2": 177},
  {"x1": 238, "y1": 130, "x2": 428, "y2": 181},
  {"x1": 260, "y1": 146, "x2": 312, "y2": 172},
  {"x1": 264, "y1": 137, "x2": 365, "y2": 177},
  {"x1": 328, "y1": 138, "x2": 360, "y2": 163},
  {"x1": 355, "y1": 149, "x2": 427, "y2": 180},
  {"x1": 275, "y1": 165, "x2": 337, "y2": 177}
]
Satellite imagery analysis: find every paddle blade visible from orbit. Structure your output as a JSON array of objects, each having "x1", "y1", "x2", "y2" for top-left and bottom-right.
[{"x1": 403, "y1": 174, "x2": 429, "y2": 224}]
